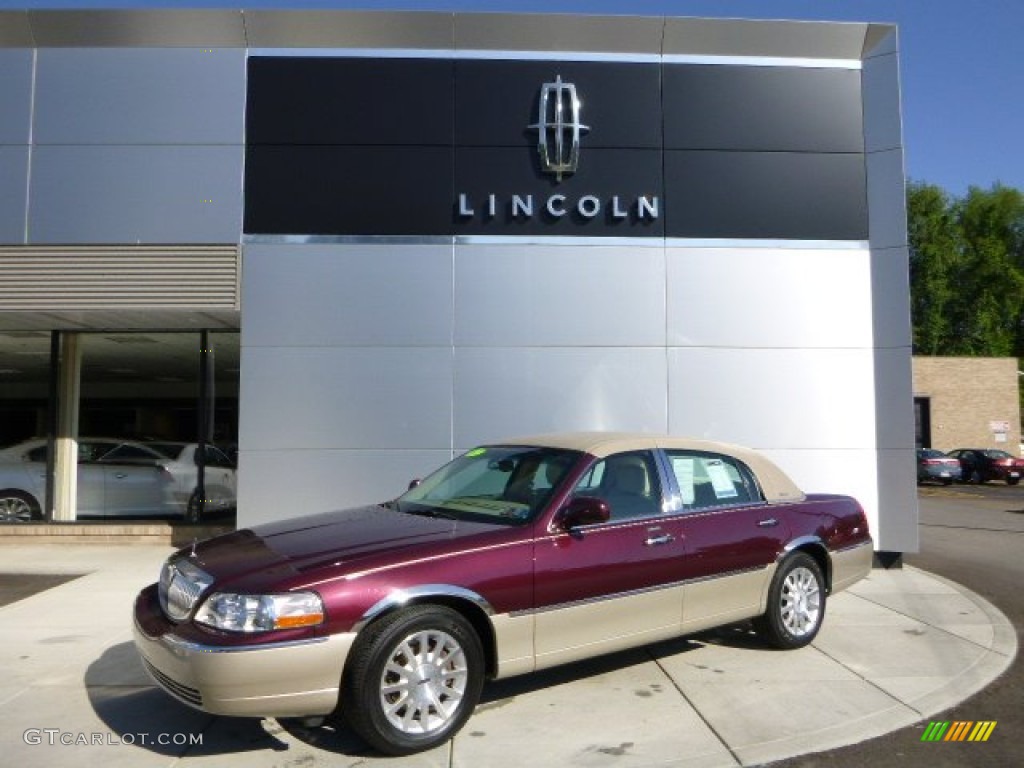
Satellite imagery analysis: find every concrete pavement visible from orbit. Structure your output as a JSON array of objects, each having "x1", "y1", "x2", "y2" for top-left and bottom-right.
[{"x1": 0, "y1": 543, "x2": 1016, "y2": 768}]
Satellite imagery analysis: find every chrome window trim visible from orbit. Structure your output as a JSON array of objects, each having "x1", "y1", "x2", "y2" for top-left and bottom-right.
[{"x1": 657, "y1": 448, "x2": 767, "y2": 514}]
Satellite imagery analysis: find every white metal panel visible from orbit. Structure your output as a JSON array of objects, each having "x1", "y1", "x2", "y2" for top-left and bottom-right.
[
  {"x1": 667, "y1": 246, "x2": 874, "y2": 349},
  {"x1": 454, "y1": 347, "x2": 668, "y2": 446},
  {"x1": 870, "y1": 246, "x2": 913, "y2": 349},
  {"x1": 0, "y1": 49, "x2": 31, "y2": 144},
  {"x1": 667, "y1": 347, "x2": 877, "y2": 449},
  {"x1": 872, "y1": 347, "x2": 916, "y2": 451},
  {"x1": 455, "y1": 243, "x2": 666, "y2": 347},
  {"x1": 662, "y1": 17, "x2": 872, "y2": 60},
  {"x1": 239, "y1": 347, "x2": 453, "y2": 450},
  {"x1": 872, "y1": 447, "x2": 919, "y2": 553},
  {"x1": 0, "y1": 147, "x2": 28, "y2": 244},
  {"x1": 34, "y1": 48, "x2": 245, "y2": 145},
  {"x1": 861, "y1": 49, "x2": 903, "y2": 153},
  {"x1": 245, "y1": 10, "x2": 453, "y2": 49},
  {"x1": 26, "y1": 9, "x2": 246, "y2": 47},
  {"x1": 242, "y1": 243, "x2": 453, "y2": 347},
  {"x1": 28, "y1": 145, "x2": 243, "y2": 244},
  {"x1": 0, "y1": 246, "x2": 239, "y2": 310},
  {"x1": 237, "y1": 448, "x2": 452, "y2": 525},
  {"x1": 867, "y1": 148, "x2": 909, "y2": 250},
  {"x1": 454, "y1": 13, "x2": 663, "y2": 55}
]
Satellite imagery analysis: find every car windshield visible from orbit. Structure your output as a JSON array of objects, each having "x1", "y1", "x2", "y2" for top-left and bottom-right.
[{"x1": 396, "y1": 446, "x2": 581, "y2": 525}]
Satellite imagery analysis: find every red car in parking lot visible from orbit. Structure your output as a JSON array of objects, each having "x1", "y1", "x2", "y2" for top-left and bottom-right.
[
  {"x1": 947, "y1": 448, "x2": 1024, "y2": 485},
  {"x1": 133, "y1": 432, "x2": 873, "y2": 755}
]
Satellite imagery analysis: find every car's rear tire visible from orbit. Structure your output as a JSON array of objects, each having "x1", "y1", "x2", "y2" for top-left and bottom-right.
[
  {"x1": 0, "y1": 491, "x2": 41, "y2": 523},
  {"x1": 340, "y1": 604, "x2": 484, "y2": 756},
  {"x1": 1008, "y1": 476, "x2": 1020, "y2": 486},
  {"x1": 755, "y1": 552, "x2": 826, "y2": 650}
]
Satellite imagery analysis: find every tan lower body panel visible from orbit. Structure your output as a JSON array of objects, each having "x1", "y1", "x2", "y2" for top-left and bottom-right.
[
  {"x1": 490, "y1": 612, "x2": 536, "y2": 679},
  {"x1": 830, "y1": 540, "x2": 874, "y2": 594},
  {"x1": 682, "y1": 567, "x2": 774, "y2": 634},
  {"x1": 134, "y1": 621, "x2": 355, "y2": 718},
  {"x1": 530, "y1": 584, "x2": 686, "y2": 672}
]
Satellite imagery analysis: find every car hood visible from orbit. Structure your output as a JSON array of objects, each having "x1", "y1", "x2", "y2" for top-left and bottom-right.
[{"x1": 185, "y1": 504, "x2": 506, "y2": 589}]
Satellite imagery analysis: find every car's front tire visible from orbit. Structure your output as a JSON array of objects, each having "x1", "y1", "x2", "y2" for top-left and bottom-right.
[
  {"x1": 756, "y1": 552, "x2": 826, "y2": 650},
  {"x1": 0, "y1": 491, "x2": 41, "y2": 522},
  {"x1": 340, "y1": 604, "x2": 484, "y2": 756}
]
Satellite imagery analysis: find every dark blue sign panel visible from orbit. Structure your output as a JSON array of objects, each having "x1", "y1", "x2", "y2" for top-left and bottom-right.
[{"x1": 244, "y1": 57, "x2": 867, "y2": 239}]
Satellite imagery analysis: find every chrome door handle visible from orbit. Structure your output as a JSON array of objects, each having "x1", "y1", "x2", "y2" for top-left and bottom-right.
[
  {"x1": 644, "y1": 534, "x2": 675, "y2": 546},
  {"x1": 757, "y1": 518, "x2": 778, "y2": 528}
]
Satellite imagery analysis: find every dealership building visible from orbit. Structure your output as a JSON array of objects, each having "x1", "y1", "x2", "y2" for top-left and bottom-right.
[{"x1": 0, "y1": 10, "x2": 917, "y2": 558}]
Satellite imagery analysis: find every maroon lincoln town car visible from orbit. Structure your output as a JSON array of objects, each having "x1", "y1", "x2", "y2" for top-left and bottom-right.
[{"x1": 133, "y1": 433, "x2": 873, "y2": 755}]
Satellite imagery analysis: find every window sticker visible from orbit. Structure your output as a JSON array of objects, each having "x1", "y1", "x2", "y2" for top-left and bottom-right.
[
  {"x1": 671, "y1": 456, "x2": 696, "y2": 505},
  {"x1": 705, "y1": 459, "x2": 739, "y2": 499},
  {"x1": 465, "y1": 448, "x2": 487, "y2": 458}
]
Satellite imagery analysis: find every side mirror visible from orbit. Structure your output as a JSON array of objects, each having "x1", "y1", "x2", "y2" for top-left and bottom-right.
[{"x1": 559, "y1": 496, "x2": 610, "y2": 530}]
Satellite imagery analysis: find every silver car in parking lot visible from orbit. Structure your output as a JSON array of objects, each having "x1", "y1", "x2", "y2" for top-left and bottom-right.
[{"x1": 0, "y1": 438, "x2": 236, "y2": 522}]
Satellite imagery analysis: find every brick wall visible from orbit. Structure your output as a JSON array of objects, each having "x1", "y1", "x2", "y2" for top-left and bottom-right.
[{"x1": 913, "y1": 357, "x2": 1021, "y2": 454}]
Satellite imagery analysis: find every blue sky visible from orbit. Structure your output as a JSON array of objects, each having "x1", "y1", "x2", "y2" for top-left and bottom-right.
[{"x1": 7, "y1": 0, "x2": 1023, "y2": 196}]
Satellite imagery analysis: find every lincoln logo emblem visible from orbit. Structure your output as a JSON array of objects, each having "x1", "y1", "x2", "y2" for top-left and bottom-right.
[{"x1": 528, "y1": 75, "x2": 589, "y2": 181}]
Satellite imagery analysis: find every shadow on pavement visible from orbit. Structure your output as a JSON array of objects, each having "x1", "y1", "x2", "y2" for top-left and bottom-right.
[
  {"x1": 86, "y1": 643, "x2": 291, "y2": 759},
  {"x1": 85, "y1": 627, "x2": 757, "y2": 759}
]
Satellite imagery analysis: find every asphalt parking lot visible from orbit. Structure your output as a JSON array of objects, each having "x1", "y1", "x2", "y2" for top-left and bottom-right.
[{"x1": 0, "y1": 484, "x2": 1019, "y2": 768}]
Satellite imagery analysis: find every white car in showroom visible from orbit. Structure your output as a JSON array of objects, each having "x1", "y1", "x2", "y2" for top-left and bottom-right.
[{"x1": 0, "y1": 438, "x2": 236, "y2": 522}]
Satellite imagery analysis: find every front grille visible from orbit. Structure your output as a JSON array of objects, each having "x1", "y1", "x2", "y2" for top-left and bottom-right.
[
  {"x1": 159, "y1": 558, "x2": 213, "y2": 621},
  {"x1": 143, "y1": 659, "x2": 204, "y2": 708}
]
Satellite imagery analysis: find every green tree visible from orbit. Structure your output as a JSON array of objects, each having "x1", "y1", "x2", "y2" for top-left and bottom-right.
[
  {"x1": 908, "y1": 182, "x2": 1024, "y2": 357},
  {"x1": 907, "y1": 182, "x2": 960, "y2": 355}
]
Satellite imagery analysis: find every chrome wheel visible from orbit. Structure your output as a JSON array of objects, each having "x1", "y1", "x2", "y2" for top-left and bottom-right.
[
  {"x1": 0, "y1": 494, "x2": 36, "y2": 523},
  {"x1": 755, "y1": 551, "x2": 826, "y2": 649},
  {"x1": 341, "y1": 604, "x2": 484, "y2": 755},
  {"x1": 779, "y1": 566, "x2": 821, "y2": 637},
  {"x1": 379, "y1": 628, "x2": 469, "y2": 735}
]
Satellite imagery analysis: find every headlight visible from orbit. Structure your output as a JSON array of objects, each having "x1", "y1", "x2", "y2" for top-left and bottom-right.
[{"x1": 194, "y1": 591, "x2": 325, "y2": 633}]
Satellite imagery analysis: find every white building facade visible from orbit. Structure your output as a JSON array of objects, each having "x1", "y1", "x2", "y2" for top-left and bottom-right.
[{"x1": 0, "y1": 10, "x2": 917, "y2": 557}]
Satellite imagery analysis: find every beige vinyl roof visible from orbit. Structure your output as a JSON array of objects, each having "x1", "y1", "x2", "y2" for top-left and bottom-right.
[{"x1": 496, "y1": 431, "x2": 806, "y2": 504}]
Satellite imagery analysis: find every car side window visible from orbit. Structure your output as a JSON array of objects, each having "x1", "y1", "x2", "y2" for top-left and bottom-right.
[
  {"x1": 666, "y1": 451, "x2": 757, "y2": 510},
  {"x1": 100, "y1": 444, "x2": 159, "y2": 464},
  {"x1": 572, "y1": 450, "x2": 662, "y2": 521},
  {"x1": 79, "y1": 442, "x2": 116, "y2": 463},
  {"x1": 205, "y1": 446, "x2": 235, "y2": 469}
]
